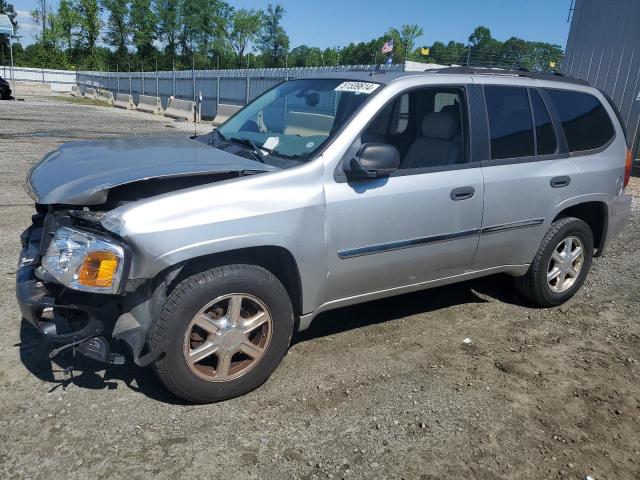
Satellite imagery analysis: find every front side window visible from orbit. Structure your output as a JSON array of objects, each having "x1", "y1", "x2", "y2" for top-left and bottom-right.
[
  {"x1": 217, "y1": 78, "x2": 380, "y2": 160},
  {"x1": 360, "y1": 86, "x2": 469, "y2": 170},
  {"x1": 485, "y1": 86, "x2": 535, "y2": 160},
  {"x1": 546, "y1": 89, "x2": 615, "y2": 153}
]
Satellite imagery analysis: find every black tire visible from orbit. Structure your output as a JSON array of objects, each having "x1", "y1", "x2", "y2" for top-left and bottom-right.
[
  {"x1": 515, "y1": 217, "x2": 594, "y2": 307},
  {"x1": 148, "y1": 264, "x2": 294, "y2": 403}
]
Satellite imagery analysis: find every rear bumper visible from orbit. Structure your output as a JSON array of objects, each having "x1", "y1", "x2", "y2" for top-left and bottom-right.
[
  {"x1": 600, "y1": 194, "x2": 632, "y2": 255},
  {"x1": 609, "y1": 194, "x2": 632, "y2": 238}
]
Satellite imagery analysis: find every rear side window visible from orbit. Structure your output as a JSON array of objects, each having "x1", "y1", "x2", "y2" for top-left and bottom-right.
[
  {"x1": 546, "y1": 89, "x2": 615, "y2": 153},
  {"x1": 530, "y1": 89, "x2": 557, "y2": 155},
  {"x1": 485, "y1": 86, "x2": 535, "y2": 160}
]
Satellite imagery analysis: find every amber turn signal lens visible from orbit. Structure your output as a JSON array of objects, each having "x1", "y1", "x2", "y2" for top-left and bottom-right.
[{"x1": 77, "y1": 251, "x2": 120, "y2": 288}]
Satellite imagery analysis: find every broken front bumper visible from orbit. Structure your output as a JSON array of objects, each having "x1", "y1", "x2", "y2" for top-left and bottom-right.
[
  {"x1": 16, "y1": 223, "x2": 122, "y2": 363},
  {"x1": 16, "y1": 216, "x2": 176, "y2": 367}
]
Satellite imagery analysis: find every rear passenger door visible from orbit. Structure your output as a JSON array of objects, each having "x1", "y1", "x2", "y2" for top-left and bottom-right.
[{"x1": 472, "y1": 84, "x2": 581, "y2": 270}]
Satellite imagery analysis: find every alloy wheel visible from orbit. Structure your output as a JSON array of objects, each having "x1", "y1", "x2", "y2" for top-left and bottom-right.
[
  {"x1": 547, "y1": 235, "x2": 585, "y2": 293},
  {"x1": 183, "y1": 293, "x2": 272, "y2": 382}
]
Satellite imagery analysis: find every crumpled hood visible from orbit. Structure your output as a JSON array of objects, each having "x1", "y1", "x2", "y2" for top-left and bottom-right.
[{"x1": 27, "y1": 136, "x2": 277, "y2": 205}]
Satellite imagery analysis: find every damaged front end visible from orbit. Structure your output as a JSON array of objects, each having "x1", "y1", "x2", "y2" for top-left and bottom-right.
[
  {"x1": 18, "y1": 135, "x2": 280, "y2": 367},
  {"x1": 16, "y1": 206, "x2": 181, "y2": 367}
]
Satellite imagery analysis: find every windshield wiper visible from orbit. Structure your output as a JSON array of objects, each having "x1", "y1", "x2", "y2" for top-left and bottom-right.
[{"x1": 227, "y1": 137, "x2": 272, "y2": 163}]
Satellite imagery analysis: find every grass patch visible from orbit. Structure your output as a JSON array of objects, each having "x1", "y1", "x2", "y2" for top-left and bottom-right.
[{"x1": 47, "y1": 95, "x2": 113, "y2": 107}]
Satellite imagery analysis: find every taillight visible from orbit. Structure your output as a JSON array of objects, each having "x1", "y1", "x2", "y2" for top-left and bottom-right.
[{"x1": 624, "y1": 148, "x2": 632, "y2": 188}]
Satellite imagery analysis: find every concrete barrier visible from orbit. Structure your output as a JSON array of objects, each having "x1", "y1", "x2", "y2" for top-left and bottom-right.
[
  {"x1": 212, "y1": 103, "x2": 242, "y2": 127},
  {"x1": 113, "y1": 93, "x2": 135, "y2": 110},
  {"x1": 84, "y1": 87, "x2": 96, "y2": 99},
  {"x1": 98, "y1": 90, "x2": 114, "y2": 105},
  {"x1": 164, "y1": 98, "x2": 195, "y2": 122},
  {"x1": 136, "y1": 95, "x2": 164, "y2": 115},
  {"x1": 70, "y1": 85, "x2": 80, "y2": 97}
]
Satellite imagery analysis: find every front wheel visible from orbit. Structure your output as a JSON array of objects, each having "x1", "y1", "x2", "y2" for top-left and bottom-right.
[
  {"x1": 515, "y1": 217, "x2": 594, "y2": 307},
  {"x1": 148, "y1": 264, "x2": 294, "y2": 403}
]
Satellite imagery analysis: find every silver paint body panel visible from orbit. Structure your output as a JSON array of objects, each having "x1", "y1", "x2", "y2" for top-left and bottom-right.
[{"x1": 35, "y1": 73, "x2": 630, "y2": 328}]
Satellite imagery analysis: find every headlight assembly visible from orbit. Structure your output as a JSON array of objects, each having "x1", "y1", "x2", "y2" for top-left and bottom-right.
[{"x1": 42, "y1": 227, "x2": 126, "y2": 294}]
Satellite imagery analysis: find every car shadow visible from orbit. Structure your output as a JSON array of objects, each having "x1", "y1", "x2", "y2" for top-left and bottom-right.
[
  {"x1": 294, "y1": 273, "x2": 532, "y2": 344},
  {"x1": 16, "y1": 273, "x2": 530, "y2": 403},
  {"x1": 17, "y1": 320, "x2": 187, "y2": 405}
]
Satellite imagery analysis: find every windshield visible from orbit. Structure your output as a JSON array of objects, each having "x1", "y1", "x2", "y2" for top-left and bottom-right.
[{"x1": 217, "y1": 78, "x2": 381, "y2": 160}]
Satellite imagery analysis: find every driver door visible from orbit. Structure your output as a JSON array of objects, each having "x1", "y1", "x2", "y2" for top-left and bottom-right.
[{"x1": 324, "y1": 85, "x2": 484, "y2": 302}]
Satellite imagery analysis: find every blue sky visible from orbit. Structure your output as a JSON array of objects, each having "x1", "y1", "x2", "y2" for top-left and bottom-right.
[{"x1": 15, "y1": 0, "x2": 573, "y2": 49}]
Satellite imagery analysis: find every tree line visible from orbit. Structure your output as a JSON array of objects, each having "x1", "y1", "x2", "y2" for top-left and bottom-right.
[{"x1": 0, "y1": 0, "x2": 563, "y2": 73}]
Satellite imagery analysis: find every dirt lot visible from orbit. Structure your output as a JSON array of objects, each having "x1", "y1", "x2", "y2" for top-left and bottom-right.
[{"x1": 0, "y1": 96, "x2": 638, "y2": 480}]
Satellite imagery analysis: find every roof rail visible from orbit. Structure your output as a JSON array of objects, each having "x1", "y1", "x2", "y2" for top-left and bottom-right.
[{"x1": 429, "y1": 66, "x2": 589, "y2": 86}]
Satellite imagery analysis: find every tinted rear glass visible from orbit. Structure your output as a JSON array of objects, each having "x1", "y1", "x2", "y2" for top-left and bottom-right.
[
  {"x1": 485, "y1": 86, "x2": 535, "y2": 159},
  {"x1": 530, "y1": 89, "x2": 557, "y2": 155},
  {"x1": 546, "y1": 89, "x2": 614, "y2": 153}
]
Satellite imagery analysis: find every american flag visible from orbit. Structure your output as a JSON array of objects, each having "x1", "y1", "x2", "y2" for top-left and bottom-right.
[{"x1": 381, "y1": 40, "x2": 394, "y2": 54}]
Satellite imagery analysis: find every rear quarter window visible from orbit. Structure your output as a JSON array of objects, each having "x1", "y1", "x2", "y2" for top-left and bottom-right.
[{"x1": 546, "y1": 89, "x2": 615, "y2": 153}]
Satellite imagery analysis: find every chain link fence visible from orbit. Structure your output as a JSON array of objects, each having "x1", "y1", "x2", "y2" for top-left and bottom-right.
[{"x1": 76, "y1": 64, "x2": 404, "y2": 120}]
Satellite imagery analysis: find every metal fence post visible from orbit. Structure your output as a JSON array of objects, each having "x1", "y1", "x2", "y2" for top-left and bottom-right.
[
  {"x1": 192, "y1": 62, "x2": 196, "y2": 104},
  {"x1": 141, "y1": 64, "x2": 145, "y2": 95},
  {"x1": 172, "y1": 60, "x2": 176, "y2": 98},
  {"x1": 216, "y1": 68, "x2": 220, "y2": 112},
  {"x1": 245, "y1": 70, "x2": 250, "y2": 104},
  {"x1": 155, "y1": 59, "x2": 159, "y2": 98}
]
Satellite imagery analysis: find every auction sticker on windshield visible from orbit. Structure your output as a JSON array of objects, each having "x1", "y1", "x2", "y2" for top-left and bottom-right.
[{"x1": 335, "y1": 82, "x2": 380, "y2": 94}]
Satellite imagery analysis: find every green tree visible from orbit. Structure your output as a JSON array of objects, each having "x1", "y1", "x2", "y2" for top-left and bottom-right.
[
  {"x1": 388, "y1": 24, "x2": 424, "y2": 63},
  {"x1": 102, "y1": 0, "x2": 129, "y2": 58},
  {"x1": 129, "y1": 0, "x2": 157, "y2": 58},
  {"x1": 75, "y1": 0, "x2": 103, "y2": 65},
  {"x1": 56, "y1": 0, "x2": 77, "y2": 53},
  {"x1": 500, "y1": 36, "x2": 529, "y2": 68},
  {"x1": 257, "y1": 4, "x2": 289, "y2": 67},
  {"x1": 222, "y1": 8, "x2": 261, "y2": 67},
  {"x1": 322, "y1": 47, "x2": 338, "y2": 66},
  {"x1": 156, "y1": 0, "x2": 180, "y2": 62},
  {"x1": 467, "y1": 25, "x2": 501, "y2": 66},
  {"x1": 289, "y1": 45, "x2": 324, "y2": 67},
  {"x1": 0, "y1": 0, "x2": 18, "y2": 63},
  {"x1": 527, "y1": 41, "x2": 563, "y2": 71},
  {"x1": 179, "y1": 0, "x2": 207, "y2": 56}
]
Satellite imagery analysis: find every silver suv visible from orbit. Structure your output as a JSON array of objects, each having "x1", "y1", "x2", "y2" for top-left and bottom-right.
[{"x1": 17, "y1": 68, "x2": 633, "y2": 403}]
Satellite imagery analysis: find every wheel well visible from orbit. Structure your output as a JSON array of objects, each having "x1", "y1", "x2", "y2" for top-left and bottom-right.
[
  {"x1": 169, "y1": 246, "x2": 303, "y2": 316},
  {"x1": 553, "y1": 202, "x2": 607, "y2": 252}
]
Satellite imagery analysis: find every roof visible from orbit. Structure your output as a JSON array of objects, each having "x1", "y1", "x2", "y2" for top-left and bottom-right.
[{"x1": 304, "y1": 66, "x2": 589, "y2": 87}]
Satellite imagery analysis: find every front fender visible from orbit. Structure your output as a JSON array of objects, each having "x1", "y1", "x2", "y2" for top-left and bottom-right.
[{"x1": 105, "y1": 160, "x2": 329, "y2": 313}]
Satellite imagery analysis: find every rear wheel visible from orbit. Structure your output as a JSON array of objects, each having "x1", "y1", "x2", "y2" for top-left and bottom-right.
[
  {"x1": 148, "y1": 264, "x2": 294, "y2": 403},
  {"x1": 515, "y1": 217, "x2": 593, "y2": 307}
]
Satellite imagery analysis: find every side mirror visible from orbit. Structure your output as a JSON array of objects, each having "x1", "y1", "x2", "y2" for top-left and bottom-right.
[{"x1": 344, "y1": 143, "x2": 401, "y2": 180}]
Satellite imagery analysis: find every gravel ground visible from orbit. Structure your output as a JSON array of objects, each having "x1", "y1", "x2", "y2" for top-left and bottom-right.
[{"x1": 0, "y1": 96, "x2": 639, "y2": 480}]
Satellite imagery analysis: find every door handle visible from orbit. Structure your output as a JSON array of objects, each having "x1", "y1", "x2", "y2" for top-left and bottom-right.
[
  {"x1": 550, "y1": 176, "x2": 571, "y2": 188},
  {"x1": 450, "y1": 186, "x2": 475, "y2": 201}
]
